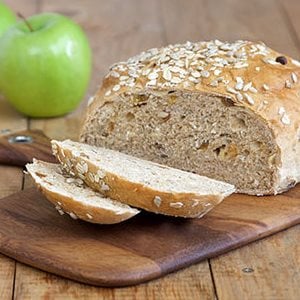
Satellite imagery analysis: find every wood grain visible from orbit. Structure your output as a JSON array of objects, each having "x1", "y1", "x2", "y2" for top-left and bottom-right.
[
  {"x1": 14, "y1": 262, "x2": 214, "y2": 300},
  {"x1": 1, "y1": 185, "x2": 300, "y2": 287},
  {"x1": 161, "y1": 1, "x2": 300, "y2": 298},
  {"x1": 280, "y1": 0, "x2": 300, "y2": 57},
  {"x1": 13, "y1": 0, "x2": 216, "y2": 298},
  {"x1": 161, "y1": 0, "x2": 299, "y2": 57},
  {"x1": 1, "y1": 0, "x2": 300, "y2": 298},
  {"x1": 0, "y1": 130, "x2": 56, "y2": 167},
  {"x1": 0, "y1": 255, "x2": 15, "y2": 300},
  {"x1": 211, "y1": 224, "x2": 300, "y2": 300},
  {"x1": 0, "y1": 2, "x2": 39, "y2": 299},
  {"x1": 0, "y1": 47, "x2": 28, "y2": 300}
]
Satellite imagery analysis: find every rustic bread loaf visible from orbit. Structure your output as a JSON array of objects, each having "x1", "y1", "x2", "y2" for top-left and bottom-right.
[
  {"x1": 51, "y1": 140, "x2": 235, "y2": 218},
  {"x1": 26, "y1": 159, "x2": 140, "y2": 224},
  {"x1": 80, "y1": 40, "x2": 300, "y2": 195}
]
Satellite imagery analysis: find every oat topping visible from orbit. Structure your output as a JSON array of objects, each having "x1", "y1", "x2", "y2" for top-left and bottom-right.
[
  {"x1": 191, "y1": 199, "x2": 199, "y2": 207},
  {"x1": 105, "y1": 40, "x2": 298, "y2": 109},
  {"x1": 235, "y1": 77, "x2": 244, "y2": 90},
  {"x1": 285, "y1": 80, "x2": 292, "y2": 89},
  {"x1": 214, "y1": 69, "x2": 222, "y2": 76},
  {"x1": 244, "y1": 93, "x2": 255, "y2": 105},
  {"x1": 278, "y1": 106, "x2": 285, "y2": 115},
  {"x1": 148, "y1": 72, "x2": 159, "y2": 80},
  {"x1": 66, "y1": 177, "x2": 75, "y2": 183},
  {"x1": 278, "y1": 106, "x2": 291, "y2": 125},
  {"x1": 236, "y1": 93, "x2": 243, "y2": 101},
  {"x1": 105, "y1": 90, "x2": 111, "y2": 97},
  {"x1": 97, "y1": 169, "x2": 106, "y2": 179},
  {"x1": 86, "y1": 213, "x2": 93, "y2": 219},
  {"x1": 243, "y1": 82, "x2": 252, "y2": 92},
  {"x1": 281, "y1": 114, "x2": 291, "y2": 125},
  {"x1": 291, "y1": 72, "x2": 298, "y2": 83},
  {"x1": 170, "y1": 202, "x2": 184, "y2": 208},
  {"x1": 87, "y1": 96, "x2": 95, "y2": 106},
  {"x1": 69, "y1": 212, "x2": 78, "y2": 220},
  {"x1": 87, "y1": 172, "x2": 95, "y2": 183},
  {"x1": 292, "y1": 59, "x2": 300, "y2": 67},
  {"x1": 100, "y1": 183, "x2": 110, "y2": 191},
  {"x1": 153, "y1": 196, "x2": 162, "y2": 207},
  {"x1": 112, "y1": 84, "x2": 121, "y2": 92},
  {"x1": 55, "y1": 205, "x2": 65, "y2": 215},
  {"x1": 227, "y1": 86, "x2": 239, "y2": 94},
  {"x1": 262, "y1": 84, "x2": 270, "y2": 91}
]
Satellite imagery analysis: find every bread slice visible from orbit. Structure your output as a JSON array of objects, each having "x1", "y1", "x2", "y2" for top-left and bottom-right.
[
  {"x1": 51, "y1": 140, "x2": 235, "y2": 218},
  {"x1": 79, "y1": 40, "x2": 300, "y2": 196},
  {"x1": 26, "y1": 159, "x2": 140, "y2": 224}
]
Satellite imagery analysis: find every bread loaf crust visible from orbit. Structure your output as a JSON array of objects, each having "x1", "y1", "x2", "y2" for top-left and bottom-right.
[{"x1": 80, "y1": 40, "x2": 300, "y2": 195}]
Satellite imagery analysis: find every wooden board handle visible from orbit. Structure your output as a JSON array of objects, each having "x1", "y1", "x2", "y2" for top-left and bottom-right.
[{"x1": 0, "y1": 130, "x2": 57, "y2": 167}]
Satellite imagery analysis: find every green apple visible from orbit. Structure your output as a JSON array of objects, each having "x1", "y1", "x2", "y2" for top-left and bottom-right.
[
  {"x1": 0, "y1": 13, "x2": 91, "y2": 117},
  {"x1": 0, "y1": 2, "x2": 16, "y2": 37}
]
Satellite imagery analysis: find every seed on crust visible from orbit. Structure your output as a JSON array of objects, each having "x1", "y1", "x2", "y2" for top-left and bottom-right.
[{"x1": 154, "y1": 196, "x2": 162, "y2": 207}]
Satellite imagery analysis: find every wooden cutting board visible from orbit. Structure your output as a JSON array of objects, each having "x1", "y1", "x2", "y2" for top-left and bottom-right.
[{"x1": 0, "y1": 130, "x2": 300, "y2": 287}]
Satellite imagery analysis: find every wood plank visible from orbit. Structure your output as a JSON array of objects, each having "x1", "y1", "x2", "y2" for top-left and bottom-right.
[
  {"x1": 0, "y1": 2, "x2": 42, "y2": 299},
  {"x1": 161, "y1": 0, "x2": 299, "y2": 57},
  {"x1": 2, "y1": 183, "x2": 300, "y2": 288},
  {"x1": 0, "y1": 58, "x2": 27, "y2": 300},
  {"x1": 0, "y1": 255, "x2": 15, "y2": 300},
  {"x1": 159, "y1": 0, "x2": 300, "y2": 298},
  {"x1": 14, "y1": 262, "x2": 213, "y2": 300},
  {"x1": 280, "y1": 0, "x2": 300, "y2": 58},
  {"x1": 15, "y1": 0, "x2": 215, "y2": 298},
  {"x1": 4, "y1": 0, "x2": 39, "y2": 16},
  {"x1": 11, "y1": 0, "x2": 300, "y2": 297},
  {"x1": 211, "y1": 225, "x2": 300, "y2": 300}
]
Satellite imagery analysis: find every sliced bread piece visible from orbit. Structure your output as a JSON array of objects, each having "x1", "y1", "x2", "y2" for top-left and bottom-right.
[
  {"x1": 26, "y1": 159, "x2": 140, "y2": 224},
  {"x1": 52, "y1": 140, "x2": 235, "y2": 218}
]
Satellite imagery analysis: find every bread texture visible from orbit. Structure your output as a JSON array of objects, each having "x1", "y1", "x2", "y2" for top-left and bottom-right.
[
  {"x1": 26, "y1": 159, "x2": 140, "y2": 224},
  {"x1": 80, "y1": 40, "x2": 300, "y2": 195},
  {"x1": 52, "y1": 140, "x2": 235, "y2": 218}
]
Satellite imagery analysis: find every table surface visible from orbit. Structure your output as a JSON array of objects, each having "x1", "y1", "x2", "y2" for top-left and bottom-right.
[{"x1": 1, "y1": 0, "x2": 300, "y2": 299}]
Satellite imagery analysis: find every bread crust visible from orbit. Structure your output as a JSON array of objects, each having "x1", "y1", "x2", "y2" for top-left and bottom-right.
[
  {"x1": 80, "y1": 40, "x2": 300, "y2": 195},
  {"x1": 27, "y1": 161, "x2": 140, "y2": 224},
  {"x1": 52, "y1": 141, "x2": 235, "y2": 218}
]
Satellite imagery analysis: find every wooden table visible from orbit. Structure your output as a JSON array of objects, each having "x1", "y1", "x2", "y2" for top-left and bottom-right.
[{"x1": 1, "y1": 0, "x2": 300, "y2": 298}]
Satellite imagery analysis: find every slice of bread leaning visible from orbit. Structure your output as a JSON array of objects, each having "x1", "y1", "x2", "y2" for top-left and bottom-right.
[
  {"x1": 26, "y1": 159, "x2": 140, "y2": 224},
  {"x1": 52, "y1": 140, "x2": 235, "y2": 218}
]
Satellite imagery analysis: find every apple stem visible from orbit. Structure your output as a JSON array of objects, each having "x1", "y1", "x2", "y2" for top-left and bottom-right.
[{"x1": 17, "y1": 13, "x2": 34, "y2": 32}]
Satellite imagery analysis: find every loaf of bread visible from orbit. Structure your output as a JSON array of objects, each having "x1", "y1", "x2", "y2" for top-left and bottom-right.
[
  {"x1": 26, "y1": 159, "x2": 140, "y2": 224},
  {"x1": 80, "y1": 40, "x2": 300, "y2": 195},
  {"x1": 52, "y1": 140, "x2": 235, "y2": 218}
]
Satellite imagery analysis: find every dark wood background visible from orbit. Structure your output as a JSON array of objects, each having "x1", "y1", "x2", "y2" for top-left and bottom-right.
[{"x1": 0, "y1": 0, "x2": 300, "y2": 298}]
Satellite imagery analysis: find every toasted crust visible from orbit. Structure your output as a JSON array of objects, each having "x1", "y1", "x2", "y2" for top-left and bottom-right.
[
  {"x1": 80, "y1": 40, "x2": 300, "y2": 194},
  {"x1": 52, "y1": 140, "x2": 235, "y2": 218},
  {"x1": 26, "y1": 160, "x2": 140, "y2": 224}
]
